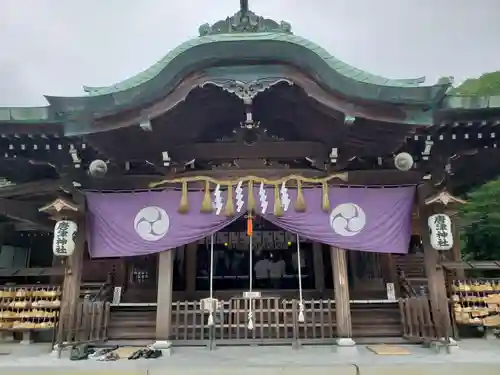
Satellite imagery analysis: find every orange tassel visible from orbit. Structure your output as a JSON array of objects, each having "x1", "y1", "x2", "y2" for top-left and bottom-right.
[{"x1": 247, "y1": 215, "x2": 253, "y2": 237}]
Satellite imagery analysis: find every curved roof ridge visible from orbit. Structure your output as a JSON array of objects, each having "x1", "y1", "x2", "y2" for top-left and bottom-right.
[
  {"x1": 393, "y1": 77, "x2": 426, "y2": 85},
  {"x1": 82, "y1": 32, "x2": 429, "y2": 97}
]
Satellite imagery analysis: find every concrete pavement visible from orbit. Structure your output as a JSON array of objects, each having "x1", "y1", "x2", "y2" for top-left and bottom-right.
[{"x1": 1, "y1": 340, "x2": 499, "y2": 375}]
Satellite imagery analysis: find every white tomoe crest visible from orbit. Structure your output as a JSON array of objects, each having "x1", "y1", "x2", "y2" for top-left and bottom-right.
[
  {"x1": 329, "y1": 203, "x2": 366, "y2": 237},
  {"x1": 133, "y1": 206, "x2": 170, "y2": 242},
  {"x1": 428, "y1": 214, "x2": 453, "y2": 251},
  {"x1": 53, "y1": 220, "x2": 78, "y2": 256}
]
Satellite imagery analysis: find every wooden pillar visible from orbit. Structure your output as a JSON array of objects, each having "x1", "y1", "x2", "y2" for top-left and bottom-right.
[
  {"x1": 50, "y1": 254, "x2": 63, "y2": 285},
  {"x1": 59, "y1": 219, "x2": 85, "y2": 342},
  {"x1": 185, "y1": 242, "x2": 197, "y2": 299},
  {"x1": 312, "y1": 242, "x2": 325, "y2": 293},
  {"x1": 39, "y1": 197, "x2": 84, "y2": 346},
  {"x1": 380, "y1": 253, "x2": 399, "y2": 298},
  {"x1": 419, "y1": 201, "x2": 452, "y2": 338},
  {"x1": 155, "y1": 249, "x2": 174, "y2": 343},
  {"x1": 330, "y1": 247, "x2": 354, "y2": 345},
  {"x1": 348, "y1": 250, "x2": 359, "y2": 290}
]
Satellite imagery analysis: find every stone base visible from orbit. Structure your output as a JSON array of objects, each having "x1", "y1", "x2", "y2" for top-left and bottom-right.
[
  {"x1": 334, "y1": 338, "x2": 358, "y2": 355},
  {"x1": 484, "y1": 328, "x2": 496, "y2": 340},
  {"x1": 50, "y1": 344, "x2": 66, "y2": 358},
  {"x1": 446, "y1": 338, "x2": 459, "y2": 354},
  {"x1": 0, "y1": 331, "x2": 14, "y2": 342},
  {"x1": 428, "y1": 338, "x2": 460, "y2": 354},
  {"x1": 19, "y1": 331, "x2": 33, "y2": 345},
  {"x1": 151, "y1": 340, "x2": 172, "y2": 356}
]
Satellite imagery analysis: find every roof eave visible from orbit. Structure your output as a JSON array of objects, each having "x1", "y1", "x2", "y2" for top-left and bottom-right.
[
  {"x1": 442, "y1": 94, "x2": 500, "y2": 111},
  {"x1": 75, "y1": 34, "x2": 446, "y2": 104}
]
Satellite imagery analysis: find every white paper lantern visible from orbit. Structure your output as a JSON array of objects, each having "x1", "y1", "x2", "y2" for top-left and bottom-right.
[
  {"x1": 88, "y1": 159, "x2": 108, "y2": 178},
  {"x1": 53, "y1": 220, "x2": 78, "y2": 256},
  {"x1": 394, "y1": 152, "x2": 414, "y2": 171},
  {"x1": 428, "y1": 214, "x2": 453, "y2": 251}
]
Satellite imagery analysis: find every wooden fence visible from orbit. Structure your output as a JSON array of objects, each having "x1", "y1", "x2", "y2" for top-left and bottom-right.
[
  {"x1": 171, "y1": 297, "x2": 340, "y2": 347},
  {"x1": 67, "y1": 298, "x2": 404, "y2": 348},
  {"x1": 399, "y1": 296, "x2": 453, "y2": 343},
  {"x1": 56, "y1": 300, "x2": 110, "y2": 347}
]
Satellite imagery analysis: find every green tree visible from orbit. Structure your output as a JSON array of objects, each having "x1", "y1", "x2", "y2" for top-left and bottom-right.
[
  {"x1": 451, "y1": 71, "x2": 500, "y2": 96},
  {"x1": 459, "y1": 178, "x2": 500, "y2": 260}
]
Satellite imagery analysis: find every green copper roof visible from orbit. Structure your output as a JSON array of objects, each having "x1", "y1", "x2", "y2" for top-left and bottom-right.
[
  {"x1": 444, "y1": 94, "x2": 500, "y2": 110},
  {"x1": 0, "y1": 107, "x2": 50, "y2": 122},
  {"x1": 83, "y1": 33, "x2": 429, "y2": 97},
  {"x1": 82, "y1": 4, "x2": 442, "y2": 101},
  {"x1": 2, "y1": 2, "x2": 497, "y2": 130}
]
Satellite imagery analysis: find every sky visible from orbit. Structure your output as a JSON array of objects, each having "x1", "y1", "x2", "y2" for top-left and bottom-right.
[{"x1": 1, "y1": 0, "x2": 499, "y2": 106}]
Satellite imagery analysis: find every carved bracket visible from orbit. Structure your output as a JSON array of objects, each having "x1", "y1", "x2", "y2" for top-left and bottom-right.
[
  {"x1": 425, "y1": 191, "x2": 466, "y2": 207},
  {"x1": 201, "y1": 78, "x2": 293, "y2": 102},
  {"x1": 39, "y1": 198, "x2": 81, "y2": 220}
]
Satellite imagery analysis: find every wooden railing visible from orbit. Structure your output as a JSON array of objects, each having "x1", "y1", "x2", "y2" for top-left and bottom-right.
[
  {"x1": 397, "y1": 268, "x2": 418, "y2": 297},
  {"x1": 170, "y1": 298, "x2": 401, "y2": 347},
  {"x1": 399, "y1": 296, "x2": 452, "y2": 343},
  {"x1": 295, "y1": 299, "x2": 337, "y2": 344},
  {"x1": 56, "y1": 300, "x2": 110, "y2": 351},
  {"x1": 170, "y1": 298, "x2": 337, "y2": 346},
  {"x1": 70, "y1": 298, "x2": 403, "y2": 347},
  {"x1": 80, "y1": 272, "x2": 115, "y2": 302},
  {"x1": 171, "y1": 298, "x2": 302, "y2": 346}
]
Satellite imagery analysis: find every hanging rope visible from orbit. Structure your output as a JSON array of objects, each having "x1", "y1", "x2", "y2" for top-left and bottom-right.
[
  {"x1": 247, "y1": 215, "x2": 254, "y2": 330},
  {"x1": 207, "y1": 234, "x2": 215, "y2": 326},
  {"x1": 296, "y1": 234, "x2": 305, "y2": 323},
  {"x1": 247, "y1": 232, "x2": 254, "y2": 330}
]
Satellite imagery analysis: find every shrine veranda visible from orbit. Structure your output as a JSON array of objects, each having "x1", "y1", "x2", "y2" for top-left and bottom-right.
[{"x1": 0, "y1": 2, "x2": 499, "y2": 347}]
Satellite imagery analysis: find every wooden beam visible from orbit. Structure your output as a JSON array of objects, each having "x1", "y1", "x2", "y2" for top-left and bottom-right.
[
  {"x1": 168, "y1": 169, "x2": 418, "y2": 185},
  {"x1": 172, "y1": 141, "x2": 328, "y2": 162},
  {"x1": 281, "y1": 66, "x2": 408, "y2": 123},
  {"x1": 0, "y1": 179, "x2": 61, "y2": 198},
  {"x1": 0, "y1": 198, "x2": 52, "y2": 229},
  {"x1": 81, "y1": 169, "x2": 423, "y2": 191},
  {"x1": 441, "y1": 261, "x2": 500, "y2": 270},
  {"x1": 83, "y1": 170, "x2": 334, "y2": 190},
  {"x1": 160, "y1": 169, "x2": 331, "y2": 182},
  {"x1": 0, "y1": 267, "x2": 65, "y2": 277},
  {"x1": 0, "y1": 122, "x2": 64, "y2": 135}
]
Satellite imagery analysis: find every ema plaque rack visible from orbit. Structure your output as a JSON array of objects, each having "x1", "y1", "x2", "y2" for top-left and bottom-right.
[{"x1": 0, "y1": 285, "x2": 61, "y2": 333}]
